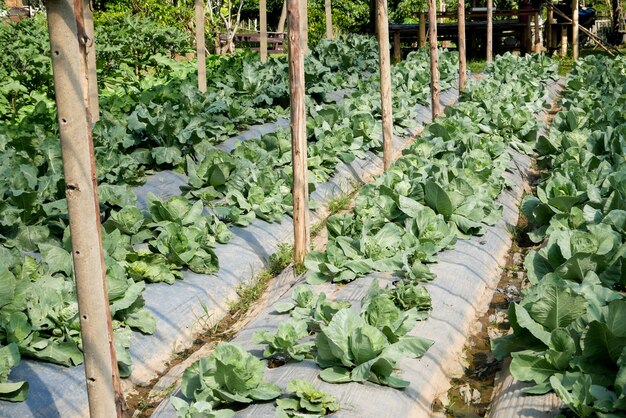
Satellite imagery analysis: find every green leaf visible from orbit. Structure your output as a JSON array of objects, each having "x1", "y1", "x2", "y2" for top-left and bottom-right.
[
  {"x1": 510, "y1": 352, "x2": 560, "y2": 384},
  {"x1": 319, "y1": 366, "x2": 351, "y2": 383},
  {"x1": 424, "y1": 180, "x2": 453, "y2": 219}
]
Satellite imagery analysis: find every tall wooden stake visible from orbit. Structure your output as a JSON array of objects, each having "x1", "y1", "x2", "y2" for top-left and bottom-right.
[
  {"x1": 393, "y1": 31, "x2": 401, "y2": 62},
  {"x1": 46, "y1": 1, "x2": 123, "y2": 417},
  {"x1": 287, "y1": 0, "x2": 309, "y2": 265},
  {"x1": 561, "y1": 25, "x2": 568, "y2": 56},
  {"x1": 376, "y1": 0, "x2": 394, "y2": 170},
  {"x1": 277, "y1": 0, "x2": 287, "y2": 33},
  {"x1": 300, "y1": 0, "x2": 309, "y2": 53},
  {"x1": 572, "y1": 0, "x2": 579, "y2": 59},
  {"x1": 428, "y1": 0, "x2": 441, "y2": 119},
  {"x1": 547, "y1": 6, "x2": 553, "y2": 50},
  {"x1": 325, "y1": 0, "x2": 333, "y2": 39},
  {"x1": 260, "y1": 0, "x2": 267, "y2": 62},
  {"x1": 486, "y1": 0, "x2": 493, "y2": 62},
  {"x1": 534, "y1": 12, "x2": 541, "y2": 52},
  {"x1": 419, "y1": 12, "x2": 426, "y2": 47},
  {"x1": 458, "y1": 0, "x2": 467, "y2": 90},
  {"x1": 526, "y1": 18, "x2": 532, "y2": 52},
  {"x1": 195, "y1": 0, "x2": 207, "y2": 92},
  {"x1": 83, "y1": 0, "x2": 98, "y2": 123}
]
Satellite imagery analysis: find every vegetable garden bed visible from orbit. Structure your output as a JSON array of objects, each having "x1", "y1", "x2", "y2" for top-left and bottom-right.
[
  {"x1": 0, "y1": 40, "x2": 461, "y2": 416},
  {"x1": 146, "y1": 56, "x2": 563, "y2": 418},
  {"x1": 489, "y1": 55, "x2": 626, "y2": 418}
]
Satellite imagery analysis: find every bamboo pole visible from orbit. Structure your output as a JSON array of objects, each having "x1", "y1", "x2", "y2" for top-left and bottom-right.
[
  {"x1": 458, "y1": 0, "x2": 467, "y2": 90},
  {"x1": 376, "y1": 0, "x2": 394, "y2": 170},
  {"x1": 428, "y1": 0, "x2": 441, "y2": 119},
  {"x1": 195, "y1": 0, "x2": 207, "y2": 92},
  {"x1": 83, "y1": 0, "x2": 98, "y2": 123},
  {"x1": 419, "y1": 12, "x2": 426, "y2": 47},
  {"x1": 486, "y1": 0, "x2": 493, "y2": 62},
  {"x1": 260, "y1": 0, "x2": 267, "y2": 62},
  {"x1": 561, "y1": 25, "x2": 568, "y2": 56},
  {"x1": 300, "y1": 0, "x2": 308, "y2": 53},
  {"x1": 572, "y1": 0, "x2": 579, "y2": 59},
  {"x1": 534, "y1": 12, "x2": 541, "y2": 52},
  {"x1": 325, "y1": 0, "x2": 333, "y2": 39},
  {"x1": 46, "y1": 1, "x2": 124, "y2": 417},
  {"x1": 393, "y1": 31, "x2": 401, "y2": 62},
  {"x1": 287, "y1": 0, "x2": 309, "y2": 265},
  {"x1": 277, "y1": 0, "x2": 287, "y2": 33}
]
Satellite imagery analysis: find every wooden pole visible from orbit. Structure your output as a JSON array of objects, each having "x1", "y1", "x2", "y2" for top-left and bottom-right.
[
  {"x1": 325, "y1": 0, "x2": 333, "y2": 39},
  {"x1": 277, "y1": 0, "x2": 287, "y2": 33},
  {"x1": 260, "y1": 0, "x2": 267, "y2": 62},
  {"x1": 561, "y1": 25, "x2": 568, "y2": 56},
  {"x1": 486, "y1": 0, "x2": 493, "y2": 62},
  {"x1": 377, "y1": 0, "x2": 394, "y2": 170},
  {"x1": 526, "y1": 18, "x2": 532, "y2": 52},
  {"x1": 547, "y1": 7, "x2": 553, "y2": 50},
  {"x1": 300, "y1": 0, "x2": 308, "y2": 53},
  {"x1": 46, "y1": 1, "x2": 124, "y2": 417},
  {"x1": 572, "y1": 0, "x2": 579, "y2": 59},
  {"x1": 419, "y1": 12, "x2": 426, "y2": 47},
  {"x1": 428, "y1": 0, "x2": 441, "y2": 119},
  {"x1": 287, "y1": 0, "x2": 309, "y2": 265},
  {"x1": 458, "y1": 0, "x2": 467, "y2": 90},
  {"x1": 393, "y1": 31, "x2": 401, "y2": 62},
  {"x1": 534, "y1": 12, "x2": 541, "y2": 53},
  {"x1": 195, "y1": 0, "x2": 207, "y2": 93},
  {"x1": 83, "y1": 0, "x2": 99, "y2": 123}
]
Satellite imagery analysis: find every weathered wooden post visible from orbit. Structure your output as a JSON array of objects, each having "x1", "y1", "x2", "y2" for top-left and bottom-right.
[
  {"x1": 534, "y1": 11, "x2": 541, "y2": 52},
  {"x1": 288, "y1": 0, "x2": 309, "y2": 265},
  {"x1": 377, "y1": 0, "x2": 394, "y2": 170},
  {"x1": 300, "y1": 0, "x2": 309, "y2": 53},
  {"x1": 458, "y1": 0, "x2": 467, "y2": 90},
  {"x1": 195, "y1": 0, "x2": 207, "y2": 92},
  {"x1": 547, "y1": 6, "x2": 553, "y2": 50},
  {"x1": 429, "y1": 0, "x2": 441, "y2": 119},
  {"x1": 278, "y1": 0, "x2": 287, "y2": 33},
  {"x1": 46, "y1": 0, "x2": 124, "y2": 417},
  {"x1": 419, "y1": 12, "x2": 426, "y2": 47},
  {"x1": 572, "y1": 0, "x2": 579, "y2": 59},
  {"x1": 325, "y1": 0, "x2": 333, "y2": 39},
  {"x1": 393, "y1": 31, "x2": 401, "y2": 62},
  {"x1": 83, "y1": 0, "x2": 98, "y2": 122},
  {"x1": 561, "y1": 25, "x2": 568, "y2": 56},
  {"x1": 487, "y1": 0, "x2": 493, "y2": 62},
  {"x1": 260, "y1": 0, "x2": 268, "y2": 62},
  {"x1": 526, "y1": 17, "x2": 532, "y2": 52}
]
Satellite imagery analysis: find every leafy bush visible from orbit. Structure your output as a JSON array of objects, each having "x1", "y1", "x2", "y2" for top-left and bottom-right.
[
  {"x1": 315, "y1": 308, "x2": 433, "y2": 388},
  {"x1": 276, "y1": 379, "x2": 340, "y2": 417},
  {"x1": 181, "y1": 343, "x2": 281, "y2": 407},
  {"x1": 95, "y1": 14, "x2": 193, "y2": 82},
  {"x1": 252, "y1": 319, "x2": 315, "y2": 362}
]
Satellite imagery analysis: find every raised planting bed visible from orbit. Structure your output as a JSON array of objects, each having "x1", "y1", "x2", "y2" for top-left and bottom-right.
[
  {"x1": 149, "y1": 58, "x2": 564, "y2": 418},
  {"x1": 1, "y1": 84, "x2": 461, "y2": 418}
]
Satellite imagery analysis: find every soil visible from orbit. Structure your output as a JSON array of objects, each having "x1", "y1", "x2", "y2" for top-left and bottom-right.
[
  {"x1": 432, "y1": 202, "x2": 539, "y2": 417},
  {"x1": 433, "y1": 92, "x2": 562, "y2": 418},
  {"x1": 125, "y1": 308, "x2": 244, "y2": 417}
]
